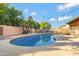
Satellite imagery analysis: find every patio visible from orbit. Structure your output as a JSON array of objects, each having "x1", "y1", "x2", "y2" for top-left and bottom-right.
[{"x1": 0, "y1": 34, "x2": 79, "y2": 56}]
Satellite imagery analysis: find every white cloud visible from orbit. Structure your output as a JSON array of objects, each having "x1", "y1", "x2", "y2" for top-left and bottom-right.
[
  {"x1": 58, "y1": 16, "x2": 72, "y2": 21},
  {"x1": 30, "y1": 11, "x2": 37, "y2": 16},
  {"x1": 24, "y1": 9, "x2": 28, "y2": 12},
  {"x1": 24, "y1": 9, "x2": 37, "y2": 16},
  {"x1": 50, "y1": 16, "x2": 72, "y2": 21},
  {"x1": 57, "y1": 3, "x2": 79, "y2": 11},
  {"x1": 24, "y1": 8, "x2": 29, "y2": 15},
  {"x1": 50, "y1": 18, "x2": 56, "y2": 21}
]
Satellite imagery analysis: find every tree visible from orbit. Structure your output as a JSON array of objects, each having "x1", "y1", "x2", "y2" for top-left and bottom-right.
[
  {"x1": 40, "y1": 22, "x2": 51, "y2": 29},
  {"x1": 0, "y1": 3, "x2": 23, "y2": 26},
  {"x1": 0, "y1": 3, "x2": 9, "y2": 16},
  {"x1": 25, "y1": 16, "x2": 40, "y2": 29},
  {"x1": 7, "y1": 6, "x2": 23, "y2": 26},
  {"x1": 0, "y1": 3, "x2": 9, "y2": 25}
]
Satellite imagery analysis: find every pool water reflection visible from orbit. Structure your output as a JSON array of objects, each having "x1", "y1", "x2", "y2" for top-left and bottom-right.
[{"x1": 10, "y1": 34, "x2": 56, "y2": 47}]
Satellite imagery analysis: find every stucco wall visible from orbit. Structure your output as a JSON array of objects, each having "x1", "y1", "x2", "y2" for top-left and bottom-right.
[{"x1": 2, "y1": 26, "x2": 23, "y2": 36}]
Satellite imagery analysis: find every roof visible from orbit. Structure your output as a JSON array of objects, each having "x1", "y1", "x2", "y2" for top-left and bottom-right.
[{"x1": 67, "y1": 16, "x2": 79, "y2": 24}]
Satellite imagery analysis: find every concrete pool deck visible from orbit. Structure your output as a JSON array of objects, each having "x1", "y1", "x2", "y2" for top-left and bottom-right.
[{"x1": 0, "y1": 33, "x2": 79, "y2": 56}]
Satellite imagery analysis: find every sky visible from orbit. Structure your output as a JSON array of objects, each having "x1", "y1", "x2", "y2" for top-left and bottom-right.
[{"x1": 10, "y1": 3, "x2": 79, "y2": 28}]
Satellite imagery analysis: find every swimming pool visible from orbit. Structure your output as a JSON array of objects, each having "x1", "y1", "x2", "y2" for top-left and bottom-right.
[{"x1": 10, "y1": 34, "x2": 56, "y2": 47}]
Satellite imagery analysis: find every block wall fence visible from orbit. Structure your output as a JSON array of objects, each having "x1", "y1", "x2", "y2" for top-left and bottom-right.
[{"x1": 0, "y1": 26, "x2": 23, "y2": 37}]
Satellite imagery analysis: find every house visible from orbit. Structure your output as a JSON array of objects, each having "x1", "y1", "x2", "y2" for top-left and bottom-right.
[
  {"x1": 53, "y1": 24, "x2": 70, "y2": 34},
  {"x1": 67, "y1": 16, "x2": 79, "y2": 35},
  {"x1": 59, "y1": 24, "x2": 70, "y2": 34}
]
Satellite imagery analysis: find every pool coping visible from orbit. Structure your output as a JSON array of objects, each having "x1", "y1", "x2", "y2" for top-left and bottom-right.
[
  {"x1": 5, "y1": 33, "x2": 52, "y2": 40},
  {"x1": 4, "y1": 33, "x2": 73, "y2": 48},
  {"x1": 5, "y1": 33, "x2": 56, "y2": 48}
]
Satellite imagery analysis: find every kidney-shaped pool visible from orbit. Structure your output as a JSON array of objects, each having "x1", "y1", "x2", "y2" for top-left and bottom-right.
[{"x1": 10, "y1": 34, "x2": 56, "y2": 47}]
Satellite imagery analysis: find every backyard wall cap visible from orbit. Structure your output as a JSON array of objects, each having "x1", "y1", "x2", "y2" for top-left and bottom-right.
[{"x1": 0, "y1": 25, "x2": 22, "y2": 27}]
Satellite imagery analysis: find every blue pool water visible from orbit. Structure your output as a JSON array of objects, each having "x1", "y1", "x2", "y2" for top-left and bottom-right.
[{"x1": 10, "y1": 34, "x2": 56, "y2": 47}]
